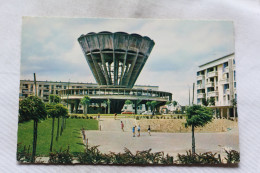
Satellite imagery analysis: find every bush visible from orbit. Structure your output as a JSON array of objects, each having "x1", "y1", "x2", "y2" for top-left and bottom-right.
[
  {"x1": 17, "y1": 143, "x2": 32, "y2": 163},
  {"x1": 225, "y1": 150, "x2": 240, "y2": 164},
  {"x1": 49, "y1": 146, "x2": 73, "y2": 164},
  {"x1": 177, "y1": 150, "x2": 221, "y2": 164}
]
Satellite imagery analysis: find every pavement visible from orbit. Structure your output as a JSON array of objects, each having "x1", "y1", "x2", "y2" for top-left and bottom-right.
[{"x1": 85, "y1": 118, "x2": 239, "y2": 157}]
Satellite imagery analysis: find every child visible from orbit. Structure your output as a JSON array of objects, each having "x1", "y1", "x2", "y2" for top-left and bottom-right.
[
  {"x1": 121, "y1": 121, "x2": 124, "y2": 132},
  {"x1": 132, "y1": 126, "x2": 136, "y2": 137},
  {"x1": 148, "y1": 125, "x2": 151, "y2": 136},
  {"x1": 137, "y1": 125, "x2": 141, "y2": 137}
]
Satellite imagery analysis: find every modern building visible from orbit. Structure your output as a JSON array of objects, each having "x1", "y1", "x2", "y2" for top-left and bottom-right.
[
  {"x1": 19, "y1": 80, "x2": 161, "y2": 114},
  {"x1": 20, "y1": 31, "x2": 172, "y2": 114},
  {"x1": 196, "y1": 53, "x2": 237, "y2": 119}
]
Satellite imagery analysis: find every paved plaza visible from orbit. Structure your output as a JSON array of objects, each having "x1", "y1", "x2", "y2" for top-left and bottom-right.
[{"x1": 85, "y1": 118, "x2": 239, "y2": 157}]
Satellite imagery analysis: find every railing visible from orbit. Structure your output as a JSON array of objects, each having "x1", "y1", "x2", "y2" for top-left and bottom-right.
[
  {"x1": 197, "y1": 93, "x2": 206, "y2": 98},
  {"x1": 59, "y1": 88, "x2": 172, "y2": 100},
  {"x1": 43, "y1": 91, "x2": 50, "y2": 95},
  {"x1": 197, "y1": 84, "x2": 205, "y2": 89},
  {"x1": 208, "y1": 91, "x2": 218, "y2": 97},
  {"x1": 224, "y1": 89, "x2": 230, "y2": 95},
  {"x1": 206, "y1": 82, "x2": 215, "y2": 88},
  {"x1": 207, "y1": 71, "x2": 218, "y2": 78},
  {"x1": 219, "y1": 78, "x2": 229, "y2": 84},
  {"x1": 223, "y1": 100, "x2": 231, "y2": 106},
  {"x1": 223, "y1": 67, "x2": 229, "y2": 73},
  {"x1": 197, "y1": 75, "x2": 205, "y2": 81}
]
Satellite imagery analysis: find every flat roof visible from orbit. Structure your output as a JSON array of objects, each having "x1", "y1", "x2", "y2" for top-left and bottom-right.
[{"x1": 198, "y1": 52, "x2": 235, "y2": 68}]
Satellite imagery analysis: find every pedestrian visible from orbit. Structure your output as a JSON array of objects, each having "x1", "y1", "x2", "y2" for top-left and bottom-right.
[
  {"x1": 137, "y1": 125, "x2": 141, "y2": 137},
  {"x1": 121, "y1": 121, "x2": 124, "y2": 132},
  {"x1": 98, "y1": 113, "x2": 100, "y2": 120},
  {"x1": 132, "y1": 125, "x2": 136, "y2": 137},
  {"x1": 114, "y1": 113, "x2": 117, "y2": 120},
  {"x1": 148, "y1": 125, "x2": 151, "y2": 136}
]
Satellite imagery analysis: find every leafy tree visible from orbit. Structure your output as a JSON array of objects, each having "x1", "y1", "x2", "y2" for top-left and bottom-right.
[
  {"x1": 80, "y1": 96, "x2": 91, "y2": 115},
  {"x1": 151, "y1": 101, "x2": 158, "y2": 115},
  {"x1": 172, "y1": 100, "x2": 178, "y2": 107},
  {"x1": 185, "y1": 105, "x2": 213, "y2": 154},
  {"x1": 55, "y1": 104, "x2": 68, "y2": 141},
  {"x1": 49, "y1": 94, "x2": 60, "y2": 104},
  {"x1": 46, "y1": 103, "x2": 56, "y2": 152},
  {"x1": 19, "y1": 96, "x2": 47, "y2": 162},
  {"x1": 166, "y1": 101, "x2": 171, "y2": 106},
  {"x1": 209, "y1": 97, "x2": 215, "y2": 106},
  {"x1": 146, "y1": 101, "x2": 151, "y2": 111},
  {"x1": 201, "y1": 98, "x2": 209, "y2": 106},
  {"x1": 125, "y1": 100, "x2": 133, "y2": 105}
]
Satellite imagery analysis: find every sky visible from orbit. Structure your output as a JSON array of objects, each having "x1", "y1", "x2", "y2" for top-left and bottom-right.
[{"x1": 21, "y1": 17, "x2": 234, "y2": 105}]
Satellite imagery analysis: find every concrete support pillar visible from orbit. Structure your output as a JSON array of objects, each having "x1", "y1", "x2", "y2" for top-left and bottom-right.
[
  {"x1": 98, "y1": 102, "x2": 101, "y2": 113},
  {"x1": 70, "y1": 103, "x2": 74, "y2": 113},
  {"x1": 215, "y1": 108, "x2": 217, "y2": 118},
  {"x1": 220, "y1": 108, "x2": 223, "y2": 119},
  {"x1": 134, "y1": 100, "x2": 137, "y2": 114},
  {"x1": 108, "y1": 100, "x2": 111, "y2": 114},
  {"x1": 75, "y1": 100, "x2": 80, "y2": 113},
  {"x1": 227, "y1": 108, "x2": 230, "y2": 119}
]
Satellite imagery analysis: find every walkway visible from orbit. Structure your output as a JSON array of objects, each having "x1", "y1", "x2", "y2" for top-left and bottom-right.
[{"x1": 85, "y1": 118, "x2": 239, "y2": 157}]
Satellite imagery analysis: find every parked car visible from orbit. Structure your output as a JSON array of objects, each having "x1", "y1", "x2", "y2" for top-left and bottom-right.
[
  {"x1": 122, "y1": 111, "x2": 134, "y2": 114},
  {"x1": 142, "y1": 111, "x2": 153, "y2": 115}
]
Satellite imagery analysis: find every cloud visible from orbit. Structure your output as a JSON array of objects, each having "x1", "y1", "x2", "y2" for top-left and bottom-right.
[{"x1": 20, "y1": 18, "x2": 234, "y2": 105}]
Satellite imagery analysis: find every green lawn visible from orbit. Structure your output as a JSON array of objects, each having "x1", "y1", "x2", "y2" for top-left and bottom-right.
[{"x1": 17, "y1": 118, "x2": 98, "y2": 156}]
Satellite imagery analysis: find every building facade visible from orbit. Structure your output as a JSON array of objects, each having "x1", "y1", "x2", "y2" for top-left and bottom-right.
[
  {"x1": 19, "y1": 80, "x2": 163, "y2": 114},
  {"x1": 196, "y1": 53, "x2": 237, "y2": 118}
]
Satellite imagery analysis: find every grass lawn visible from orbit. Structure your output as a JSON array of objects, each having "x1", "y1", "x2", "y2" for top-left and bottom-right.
[{"x1": 17, "y1": 118, "x2": 98, "y2": 156}]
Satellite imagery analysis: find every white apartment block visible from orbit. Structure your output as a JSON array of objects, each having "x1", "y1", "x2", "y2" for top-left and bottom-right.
[{"x1": 196, "y1": 53, "x2": 237, "y2": 118}]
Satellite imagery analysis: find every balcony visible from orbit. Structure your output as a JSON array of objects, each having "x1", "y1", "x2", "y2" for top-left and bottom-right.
[
  {"x1": 197, "y1": 75, "x2": 205, "y2": 81},
  {"x1": 22, "y1": 90, "x2": 33, "y2": 94},
  {"x1": 197, "y1": 93, "x2": 206, "y2": 99},
  {"x1": 223, "y1": 67, "x2": 229, "y2": 73},
  {"x1": 224, "y1": 89, "x2": 230, "y2": 95},
  {"x1": 43, "y1": 91, "x2": 50, "y2": 95},
  {"x1": 220, "y1": 78, "x2": 229, "y2": 84},
  {"x1": 197, "y1": 84, "x2": 205, "y2": 89},
  {"x1": 207, "y1": 71, "x2": 218, "y2": 78},
  {"x1": 223, "y1": 100, "x2": 231, "y2": 106},
  {"x1": 206, "y1": 82, "x2": 215, "y2": 88},
  {"x1": 208, "y1": 91, "x2": 219, "y2": 97}
]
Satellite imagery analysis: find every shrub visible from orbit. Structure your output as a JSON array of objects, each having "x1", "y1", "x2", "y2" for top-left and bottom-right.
[
  {"x1": 17, "y1": 144, "x2": 32, "y2": 163},
  {"x1": 225, "y1": 150, "x2": 240, "y2": 164},
  {"x1": 177, "y1": 150, "x2": 220, "y2": 164},
  {"x1": 49, "y1": 146, "x2": 73, "y2": 164}
]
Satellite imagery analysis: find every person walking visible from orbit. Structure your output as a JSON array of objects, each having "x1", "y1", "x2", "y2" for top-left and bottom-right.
[
  {"x1": 132, "y1": 125, "x2": 136, "y2": 137},
  {"x1": 114, "y1": 113, "x2": 117, "y2": 120},
  {"x1": 121, "y1": 121, "x2": 124, "y2": 132},
  {"x1": 148, "y1": 125, "x2": 151, "y2": 136},
  {"x1": 137, "y1": 125, "x2": 141, "y2": 137},
  {"x1": 98, "y1": 113, "x2": 100, "y2": 120}
]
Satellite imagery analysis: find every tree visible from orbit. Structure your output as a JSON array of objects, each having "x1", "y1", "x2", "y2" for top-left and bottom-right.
[
  {"x1": 151, "y1": 101, "x2": 158, "y2": 115},
  {"x1": 80, "y1": 96, "x2": 91, "y2": 115},
  {"x1": 201, "y1": 98, "x2": 209, "y2": 106},
  {"x1": 185, "y1": 105, "x2": 213, "y2": 154},
  {"x1": 125, "y1": 99, "x2": 133, "y2": 105},
  {"x1": 146, "y1": 101, "x2": 151, "y2": 111},
  {"x1": 232, "y1": 98, "x2": 237, "y2": 118},
  {"x1": 19, "y1": 96, "x2": 47, "y2": 162},
  {"x1": 172, "y1": 100, "x2": 178, "y2": 107},
  {"x1": 209, "y1": 97, "x2": 215, "y2": 106},
  {"x1": 46, "y1": 103, "x2": 56, "y2": 152}
]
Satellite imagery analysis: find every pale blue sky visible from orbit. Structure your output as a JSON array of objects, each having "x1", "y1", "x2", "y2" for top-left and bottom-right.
[{"x1": 21, "y1": 17, "x2": 234, "y2": 105}]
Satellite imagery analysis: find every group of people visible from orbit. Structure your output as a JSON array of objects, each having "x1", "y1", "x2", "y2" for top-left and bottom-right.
[{"x1": 120, "y1": 121, "x2": 151, "y2": 137}]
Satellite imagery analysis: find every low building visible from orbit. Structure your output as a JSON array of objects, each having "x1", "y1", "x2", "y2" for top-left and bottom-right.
[{"x1": 196, "y1": 53, "x2": 237, "y2": 119}]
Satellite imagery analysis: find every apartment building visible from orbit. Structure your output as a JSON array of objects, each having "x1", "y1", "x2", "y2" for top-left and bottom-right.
[{"x1": 196, "y1": 53, "x2": 237, "y2": 118}]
